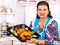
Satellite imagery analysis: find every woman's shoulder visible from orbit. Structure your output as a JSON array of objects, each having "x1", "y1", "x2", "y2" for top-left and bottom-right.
[
  {"x1": 48, "y1": 18, "x2": 58, "y2": 25},
  {"x1": 45, "y1": 18, "x2": 58, "y2": 30},
  {"x1": 29, "y1": 18, "x2": 40, "y2": 28},
  {"x1": 47, "y1": 18, "x2": 58, "y2": 27}
]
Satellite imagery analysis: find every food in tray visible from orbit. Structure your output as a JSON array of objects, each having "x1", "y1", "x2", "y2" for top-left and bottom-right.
[
  {"x1": 8, "y1": 24, "x2": 40, "y2": 42},
  {"x1": 10, "y1": 27, "x2": 35, "y2": 41},
  {"x1": 16, "y1": 28, "x2": 33, "y2": 41}
]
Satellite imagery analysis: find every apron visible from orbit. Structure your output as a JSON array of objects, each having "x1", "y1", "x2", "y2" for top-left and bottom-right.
[
  {"x1": 33, "y1": 17, "x2": 51, "y2": 40},
  {"x1": 32, "y1": 18, "x2": 56, "y2": 45}
]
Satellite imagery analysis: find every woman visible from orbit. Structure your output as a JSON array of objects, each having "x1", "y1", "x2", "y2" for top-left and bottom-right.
[{"x1": 26, "y1": 1, "x2": 59, "y2": 45}]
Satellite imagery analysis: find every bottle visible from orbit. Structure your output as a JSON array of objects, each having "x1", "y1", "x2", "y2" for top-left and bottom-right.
[
  {"x1": 1, "y1": 21, "x2": 8, "y2": 31},
  {"x1": 1, "y1": 20, "x2": 8, "y2": 37}
]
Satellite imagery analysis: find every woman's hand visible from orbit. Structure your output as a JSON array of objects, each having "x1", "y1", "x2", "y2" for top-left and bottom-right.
[
  {"x1": 54, "y1": 36, "x2": 59, "y2": 40},
  {"x1": 26, "y1": 38, "x2": 45, "y2": 45},
  {"x1": 26, "y1": 38, "x2": 38, "y2": 43}
]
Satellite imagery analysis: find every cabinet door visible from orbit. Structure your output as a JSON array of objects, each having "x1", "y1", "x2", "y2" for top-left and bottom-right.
[
  {"x1": 13, "y1": 40, "x2": 36, "y2": 45},
  {"x1": 13, "y1": 40, "x2": 22, "y2": 45},
  {"x1": 0, "y1": 42, "x2": 2, "y2": 45},
  {"x1": 0, "y1": 40, "x2": 12, "y2": 45},
  {"x1": 5, "y1": 40, "x2": 12, "y2": 45},
  {"x1": 21, "y1": 42, "x2": 27, "y2": 45},
  {"x1": 13, "y1": 40, "x2": 27, "y2": 45}
]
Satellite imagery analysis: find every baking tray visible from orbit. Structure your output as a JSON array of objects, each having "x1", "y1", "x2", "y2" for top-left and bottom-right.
[{"x1": 7, "y1": 24, "x2": 40, "y2": 42}]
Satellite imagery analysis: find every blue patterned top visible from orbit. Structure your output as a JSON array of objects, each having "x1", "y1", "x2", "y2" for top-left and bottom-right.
[{"x1": 30, "y1": 17, "x2": 59, "y2": 45}]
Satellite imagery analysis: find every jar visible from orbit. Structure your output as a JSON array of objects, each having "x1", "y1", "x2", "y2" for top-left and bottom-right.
[{"x1": 1, "y1": 21, "x2": 8, "y2": 31}]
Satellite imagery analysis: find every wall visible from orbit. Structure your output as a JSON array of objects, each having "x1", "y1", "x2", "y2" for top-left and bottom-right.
[
  {"x1": 0, "y1": 0, "x2": 60, "y2": 29},
  {"x1": 25, "y1": 0, "x2": 60, "y2": 29},
  {"x1": 0, "y1": 0, "x2": 25, "y2": 28},
  {"x1": 25, "y1": 3, "x2": 36, "y2": 26}
]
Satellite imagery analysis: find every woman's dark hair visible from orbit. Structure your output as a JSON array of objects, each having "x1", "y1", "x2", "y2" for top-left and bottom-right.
[{"x1": 36, "y1": 1, "x2": 53, "y2": 18}]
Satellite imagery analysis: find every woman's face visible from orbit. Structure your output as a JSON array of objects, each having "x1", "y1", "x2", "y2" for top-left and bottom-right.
[{"x1": 37, "y1": 5, "x2": 49, "y2": 18}]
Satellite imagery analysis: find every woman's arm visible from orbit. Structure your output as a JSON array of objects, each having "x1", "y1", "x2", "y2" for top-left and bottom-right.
[
  {"x1": 27, "y1": 20, "x2": 59, "y2": 45},
  {"x1": 26, "y1": 38, "x2": 45, "y2": 45},
  {"x1": 45, "y1": 20, "x2": 59, "y2": 44}
]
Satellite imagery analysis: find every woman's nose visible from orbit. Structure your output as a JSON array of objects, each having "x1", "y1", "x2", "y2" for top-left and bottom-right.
[{"x1": 40, "y1": 10, "x2": 44, "y2": 13}]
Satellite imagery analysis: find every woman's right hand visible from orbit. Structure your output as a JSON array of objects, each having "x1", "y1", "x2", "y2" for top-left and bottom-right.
[
  {"x1": 26, "y1": 38, "x2": 38, "y2": 43},
  {"x1": 26, "y1": 39, "x2": 46, "y2": 45}
]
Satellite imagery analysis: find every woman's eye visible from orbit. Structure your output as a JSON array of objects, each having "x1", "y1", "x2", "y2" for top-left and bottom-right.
[
  {"x1": 38, "y1": 9, "x2": 41, "y2": 11},
  {"x1": 43, "y1": 9, "x2": 46, "y2": 11},
  {"x1": 38, "y1": 9, "x2": 47, "y2": 11}
]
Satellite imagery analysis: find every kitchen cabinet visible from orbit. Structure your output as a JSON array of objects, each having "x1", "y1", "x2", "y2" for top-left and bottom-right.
[
  {"x1": 13, "y1": 40, "x2": 22, "y2": 45},
  {"x1": 13, "y1": 40, "x2": 36, "y2": 45},
  {"x1": 0, "y1": 0, "x2": 15, "y2": 22},
  {"x1": 0, "y1": 40, "x2": 12, "y2": 45},
  {"x1": 0, "y1": 0, "x2": 16, "y2": 38},
  {"x1": 16, "y1": 0, "x2": 37, "y2": 26},
  {"x1": 0, "y1": 0, "x2": 15, "y2": 33},
  {"x1": 13, "y1": 39, "x2": 28, "y2": 45}
]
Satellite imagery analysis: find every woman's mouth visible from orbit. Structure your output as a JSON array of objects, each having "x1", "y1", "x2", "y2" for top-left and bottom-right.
[{"x1": 40, "y1": 14, "x2": 45, "y2": 16}]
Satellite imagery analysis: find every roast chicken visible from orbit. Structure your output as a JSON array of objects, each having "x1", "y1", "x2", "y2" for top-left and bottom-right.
[{"x1": 16, "y1": 28, "x2": 32, "y2": 41}]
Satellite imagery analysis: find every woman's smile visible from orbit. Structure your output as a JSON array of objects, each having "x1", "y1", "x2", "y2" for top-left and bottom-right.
[{"x1": 40, "y1": 13, "x2": 45, "y2": 16}]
